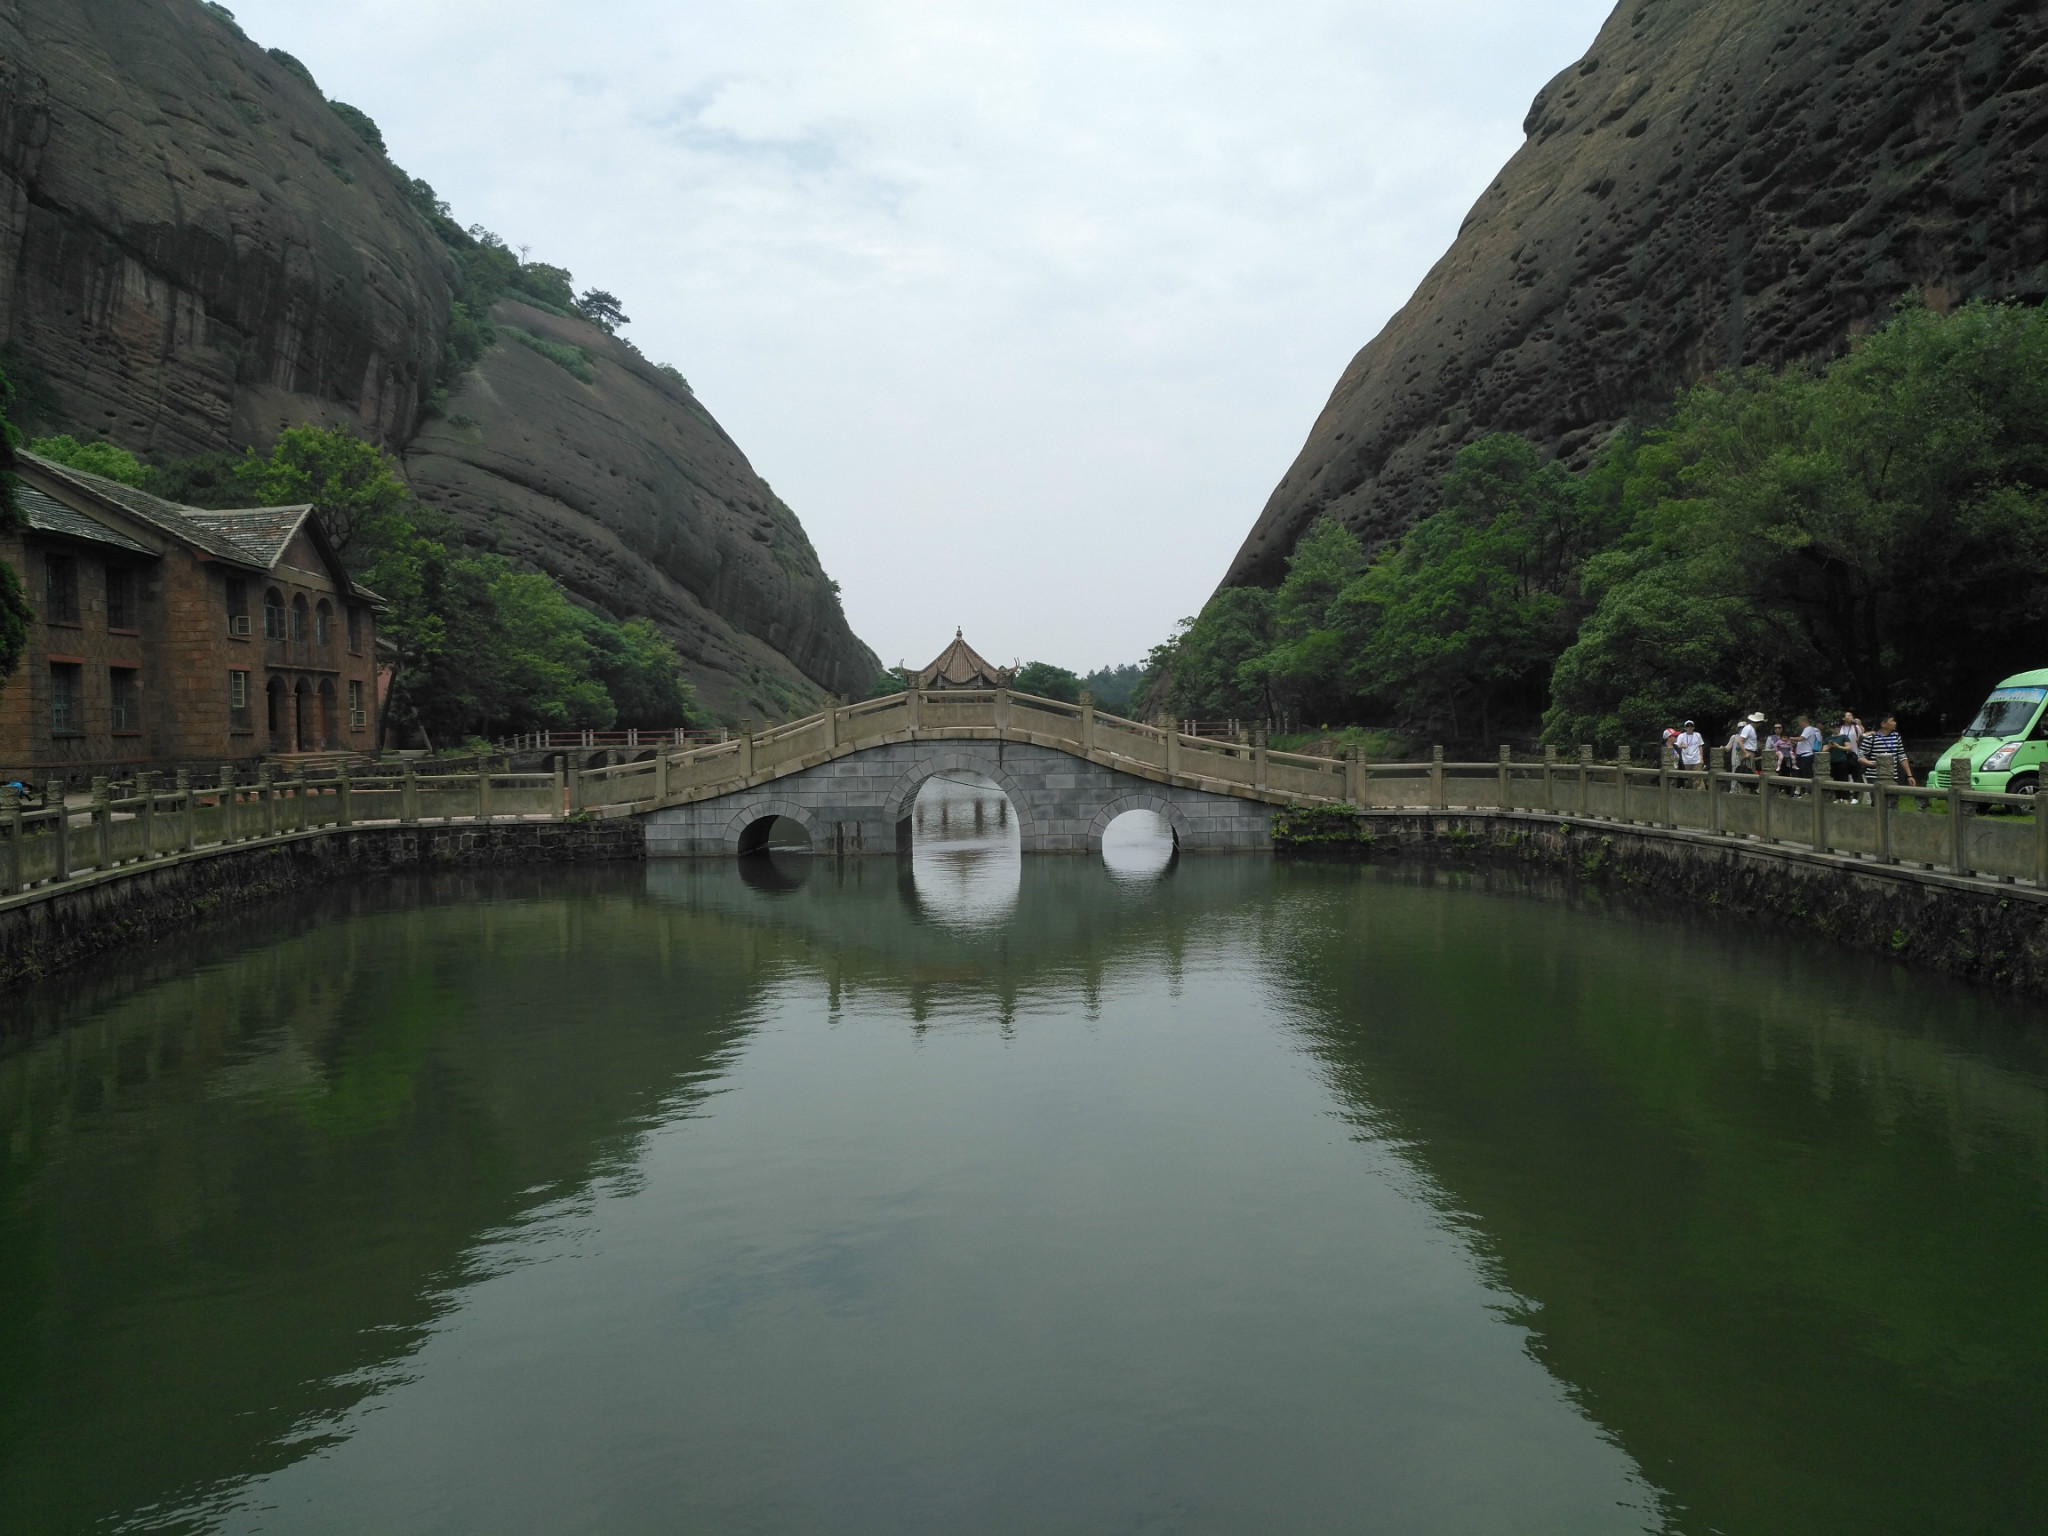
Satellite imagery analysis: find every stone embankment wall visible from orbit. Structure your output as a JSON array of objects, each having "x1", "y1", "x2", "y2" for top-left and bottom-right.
[
  {"x1": 1280, "y1": 809, "x2": 2048, "y2": 992},
  {"x1": 0, "y1": 819, "x2": 642, "y2": 988}
]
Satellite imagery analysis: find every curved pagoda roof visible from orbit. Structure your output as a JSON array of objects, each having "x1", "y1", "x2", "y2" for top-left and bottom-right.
[{"x1": 913, "y1": 629, "x2": 1015, "y2": 690}]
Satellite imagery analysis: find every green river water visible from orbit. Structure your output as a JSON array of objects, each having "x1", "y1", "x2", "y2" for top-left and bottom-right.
[{"x1": 3, "y1": 780, "x2": 2046, "y2": 1534}]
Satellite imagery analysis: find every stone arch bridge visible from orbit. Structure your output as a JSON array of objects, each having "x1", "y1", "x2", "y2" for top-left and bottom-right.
[{"x1": 558, "y1": 690, "x2": 1361, "y2": 857}]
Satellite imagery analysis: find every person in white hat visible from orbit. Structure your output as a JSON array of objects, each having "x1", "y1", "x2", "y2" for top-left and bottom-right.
[{"x1": 1675, "y1": 720, "x2": 1705, "y2": 772}]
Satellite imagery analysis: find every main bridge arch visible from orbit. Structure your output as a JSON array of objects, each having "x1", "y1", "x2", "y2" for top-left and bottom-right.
[
  {"x1": 643, "y1": 736, "x2": 1271, "y2": 857},
  {"x1": 881, "y1": 751, "x2": 1042, "y2": 854}
]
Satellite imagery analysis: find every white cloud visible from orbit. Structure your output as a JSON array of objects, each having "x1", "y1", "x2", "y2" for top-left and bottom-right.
[{"x1": 234, "y1": 0, "x2": 1614, "y2": 674}]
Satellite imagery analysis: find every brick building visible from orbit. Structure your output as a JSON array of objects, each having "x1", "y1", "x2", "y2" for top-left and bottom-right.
[{"x1": 0, "y1": 451, "x2": 381, "y2": 783}]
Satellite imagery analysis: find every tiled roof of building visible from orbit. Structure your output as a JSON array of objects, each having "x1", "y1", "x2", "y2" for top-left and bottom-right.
[
  {"x1": 913, "y1": 629, "x2": 1015, "y2": 689},
  {"x1": 15, "y1": 485, "x2": 158, "y2": 556},
  {"x1": 17, "y1": 452, "x2": 276, "y2": 568},
  {"x1": 182, "y1": 506, "x2": 313, "y2": 567}
]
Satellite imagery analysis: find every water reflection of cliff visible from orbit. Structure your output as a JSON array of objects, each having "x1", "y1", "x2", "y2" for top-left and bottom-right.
[
  {"x1": 0, "y1": 871, "x2": 773, "y2": 1534},
  {"x1": 3, "y1": 850, "x2": 2045, "y2": 1535},
  {"x1": 654, "y1": 850, "x2": 2048, "y2": 1533},
  {"x1": 1262, "y1": 864, "x2": 2048, "y2": 1536}
]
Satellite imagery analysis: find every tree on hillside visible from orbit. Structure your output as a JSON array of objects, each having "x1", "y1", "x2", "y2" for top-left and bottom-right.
[
  {"x1": 1013, "y1": 661, "x2": 1081, "y2": 703},
  {"x1": 1545, "y1": 298, "x2": 2048, "y2": 742},
  {"x1": 575, "y1": 290, "x2": 631, "y2": 334},
  {"x1": 27, "y1": 435, "x2": 149, "y2": 487},
  {"x1": 237, "y1": 426, "x2": 411, "y2": 556}
]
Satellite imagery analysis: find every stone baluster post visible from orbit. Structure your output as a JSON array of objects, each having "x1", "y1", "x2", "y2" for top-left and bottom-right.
[
  {"x1": 1431, "y1": 745, "x2": 1446, "y2": 810},
  {"x1": 1253, "y1": 722, "x2": 1269, "y2": 793},
  {"x1": 656, "y1": 746, "x2": 671, "y2": 803},
  {"x1": 48, "y1": 780, "x2": 70, "y2": 881},
  {"x1": 552, "y1": 756, "x2": 566, "y2": 819},
  {"x1": 1162, "y1": 713, "x2": 1181, "y2": 781},
  {"x1": 993, "y1": 687, "x2": 1011, "y2": 737},
  {"x1": 1542, "y1": 745, "x2": 1557, "y2": 812},
  {"x1": 336, "y1": 765, "x2": 352, "y2": 828},
  {"x1": 1874, "y1": 753, "x2": 1895, "y2": 863},
  {"x1": 1706, "y1": 749, "x2": 1723, "y2": 835},
  {"x1": 1947, "y1": 755, "x2": 1970, "y2": 873},
  {"x1": 1577, "y1": 745, "x2": 1592, "y2": 817},
  {"x1": 738, "y1": 727, "x2": 755, "y2": 780},
  {"x1": 906, "y1": 689, "x2": 923, "y2": 734},
  {"x1": 2, "y1": 783, "x2": 19, "y2": 892},
  {"x1": 402, "y1": 764, "x2": 419, "y2": 825},
  {"x1": 175, "y1": 770, "x2": 194, "y2": 851},
  {"x1": 136, "y1": 770, "x2": 156, "y2": 859},
  {"x1": 1349, "y1": 745, "x2": 1368, "y2": 807},
  {"x1": 90, "y1": 777, "x2": 111, "y2": 869},
  {"x1": 1498, "y1": 745, "x2": 1511, "y2": 811},
  {"x1": 216, "y1": 766, "x2": 234, "y2": 843},
  {"x1": 1811, "y1": 760, "x2": 1826, "y2": 853},
  {"x1": 1079, "y1": 690, "x2": 1096, "y2": 757},
  {"x1": 1616, "y1": 745, "x2": 1632, "y2": 824},
  {"x1": 477, "y1": 763, "x2": 492, "y2": 823},
  {"x1": 824, "y1": 699, "x2": 840, "y2": 753}
]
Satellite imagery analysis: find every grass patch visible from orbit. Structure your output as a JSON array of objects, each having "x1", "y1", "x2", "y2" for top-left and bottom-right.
[{"x1": 502, "y1": 326, "x2": 596, "y2": 383}]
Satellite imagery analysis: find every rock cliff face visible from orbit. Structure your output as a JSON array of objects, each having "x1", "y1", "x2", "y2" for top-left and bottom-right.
[
  {"x1": 407, "y1": 302, "x2": 874, "y2": 706},
  {"x1": 1223, "y1": 0, "x2": 2048, "y2": 591},
  {"x1": 0, "y1": 0, "x2": 876, "y2": 711}
]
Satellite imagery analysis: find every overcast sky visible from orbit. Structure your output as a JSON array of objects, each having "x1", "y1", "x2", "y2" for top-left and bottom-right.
[{"x1": 232, "y1": 0, "x2": 1614, "y2": 675}]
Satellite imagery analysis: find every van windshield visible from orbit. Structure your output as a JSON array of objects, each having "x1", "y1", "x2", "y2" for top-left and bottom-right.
[{"x1": 1963, "y1": 686, "x2": 2048, "y2": 738}]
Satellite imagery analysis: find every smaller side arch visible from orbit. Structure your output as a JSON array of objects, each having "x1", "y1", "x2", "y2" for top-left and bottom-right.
[
  {"x1": 723, "y1": 796, "x2": 818, "y2": 856},
  {"x1": 1086, "y1": 792, "x2": 1189, "y2": 854}
]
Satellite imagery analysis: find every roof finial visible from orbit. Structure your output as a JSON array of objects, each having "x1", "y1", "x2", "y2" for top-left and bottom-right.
[{"x1": 956, "y1": 626, "x2": 963, "y2": 638}]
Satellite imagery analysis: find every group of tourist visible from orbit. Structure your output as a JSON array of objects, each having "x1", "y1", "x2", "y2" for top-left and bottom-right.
[{"x1": 1664, "y1": 712, "x2": 1914, "y2": 786}]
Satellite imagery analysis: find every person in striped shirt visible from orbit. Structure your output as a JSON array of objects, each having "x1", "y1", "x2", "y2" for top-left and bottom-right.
[{"x1": 1863, "y1": 715, "x2": 1914, "y2": 785}]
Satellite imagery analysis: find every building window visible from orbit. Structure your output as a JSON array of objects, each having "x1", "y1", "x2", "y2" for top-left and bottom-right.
[
  {"x1": 229, "y1": 669, "x2": 251, "y2": 731},
  {"x1": 315, "y1": 599, "x2": 333, "y2": 647},
  {"x1": 49, "y1": 662, "x2": 82, "y2": 735},
  {"x1": 348, "y1": 678, "x2": 367, "y2": 729},
  {"x1": 106, "y1": 565, "x2": 137, "y2": 630},
  {"x1": 227, "y1": 577, "x2": 251, "y2": 637},
  {"x1": 109, "y1": 667, "x2": 140, "y2": 733},
  {"x1": 264, "y1": 588, "x2": 285, "y2": 639},
  {"x1": 347, "y1": 605, "x2": 363, "y2": 653},
  {"x1": 45, "y1": 554, "x2": 80, "y2": 625},
  {"x1": 291, "y1": 594, "x2": 309, "y2": 644}
]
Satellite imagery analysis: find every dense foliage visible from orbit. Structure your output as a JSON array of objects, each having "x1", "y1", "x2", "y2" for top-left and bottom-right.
[
  {"x1": 1154, "y1": 300, "x2": 2048, "y2": 745},
  {"x1": 1080, "y1": 662, "x2": 1150, "y2": 716},
  {"x1": 1012, "y1": 661, "x2": 1081, "y2": 703},
  {"x1": 27, "y1": 427, "x2": 703, "y2": 744}
]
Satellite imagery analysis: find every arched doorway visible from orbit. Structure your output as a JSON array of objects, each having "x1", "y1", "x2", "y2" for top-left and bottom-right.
[
  {"x1": 317, "y1": 679, "x2": 337, "y2": 749},
  {"x1": 293, "y1": 679, "x2": 313, "y2": 752},
  {"x1": 266, "y1": 677, "x2": 288, "y2": 750}
]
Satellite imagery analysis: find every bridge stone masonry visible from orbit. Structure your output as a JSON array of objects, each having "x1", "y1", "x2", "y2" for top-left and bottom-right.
[{"x1": 633, "y1": 690, "x2": 1318, "y2": 857}]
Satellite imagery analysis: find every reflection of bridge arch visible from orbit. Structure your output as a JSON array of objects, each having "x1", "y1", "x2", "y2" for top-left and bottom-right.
[
  {"x1": 1087, "y1": 792, "x2": 1188, "y2": 854},
  {"x1": 881, "y1": 752, "x2": 1038, "y2": 853}
]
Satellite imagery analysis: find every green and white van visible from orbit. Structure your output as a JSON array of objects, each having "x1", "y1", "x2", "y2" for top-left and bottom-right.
[{"x1": 1928, "y1": 668, "x2": 2048, "y2": 794}]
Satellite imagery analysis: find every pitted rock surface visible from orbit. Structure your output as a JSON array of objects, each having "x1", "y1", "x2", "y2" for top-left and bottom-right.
[
  {"x1": 406, "y1": 302, "x2": 878, "y2": 710},
  {"x1": 1222, "y1": 0, "x2": 2048, "y2": 591},
  {"x1": 0, "y1": 0, "x2": 876, "y2": 711}
]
